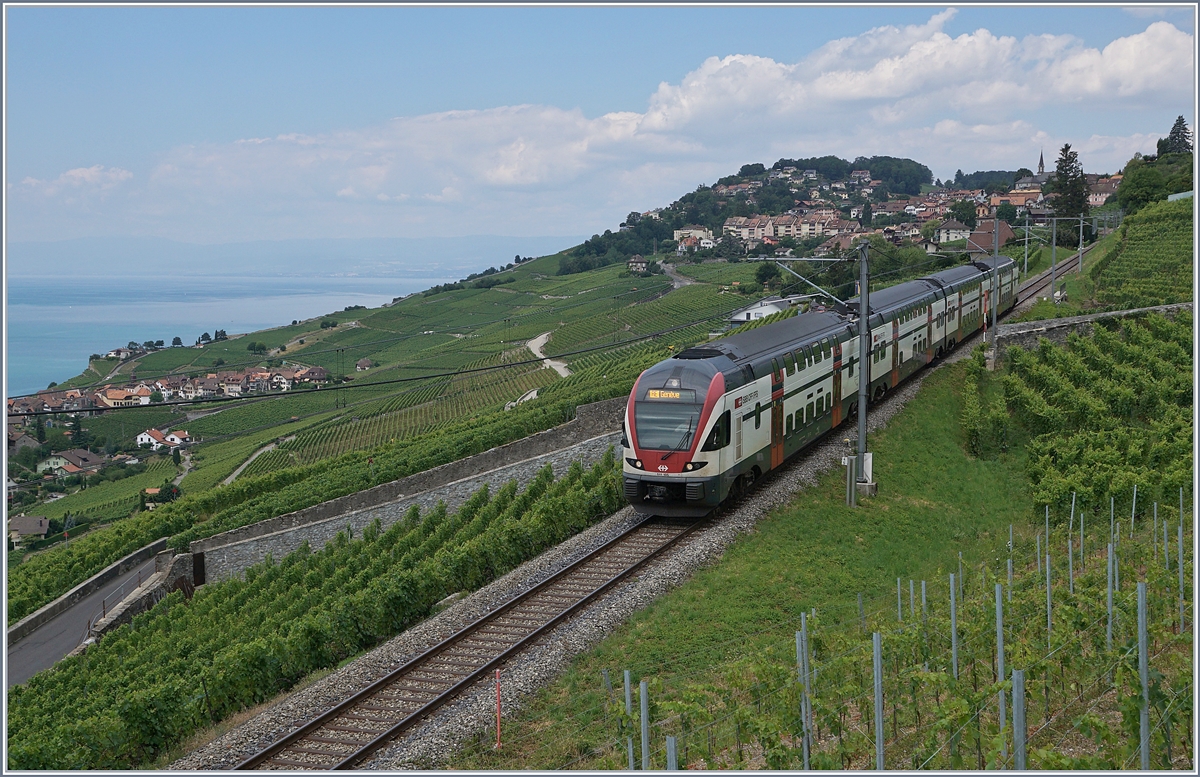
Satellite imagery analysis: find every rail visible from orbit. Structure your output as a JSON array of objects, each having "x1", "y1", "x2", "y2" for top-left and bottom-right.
[{"x1": 234, "y1": 515, "x2": 702, "y2": 770}]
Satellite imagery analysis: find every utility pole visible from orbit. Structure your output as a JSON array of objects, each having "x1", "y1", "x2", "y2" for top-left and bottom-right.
[
  {"x1": 1023, "y1": 209, "x2": 1030, "y2": 275},
  {"x1": 1077, "y1": 214, "x2": 1084, "y2": 275},
  {"x1": 991, "y1": 216, "x2": 999, "y2": 352},
  {"x1": 856, "y1": 241, "x2": 871, "y2": 489},
  {"x1": 1049, "y1": 219, "x2": 1057, "y2": 303}
]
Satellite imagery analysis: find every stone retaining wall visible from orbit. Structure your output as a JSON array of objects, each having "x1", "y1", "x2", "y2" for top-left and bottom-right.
[
  {"x1": 7, "y1": 538, "x2": 168, "y2": 647},
  {"x1": 196, "y1": 432, "x2": 622, "y2": 584},
  {"x1": 67, "y1": 551, "x2": 196, "y2": 657},
  {"x1": 996, "y1": 302, "x2": 1192, "y2": 357},
  {"x1": 189, "y1": 396, "x2": 626, "y2": 555}
]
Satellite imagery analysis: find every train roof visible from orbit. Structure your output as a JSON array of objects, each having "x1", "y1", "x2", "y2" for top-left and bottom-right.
[
  {"x1": 676, "y1": 310, "x2": 848, "y2": 365},
  {"x1": 844, "y1": 277, "x2": 940, "y2": 316},
  {"x1": 923, "y1": 264, "x2": 985, "y2": 287}
]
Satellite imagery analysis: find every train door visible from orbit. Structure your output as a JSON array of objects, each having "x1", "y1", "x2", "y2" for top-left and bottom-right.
[
  {"x1": 770, "y1": 358, "x2": 784, "y2": 469},
  {"x1": 891, "y1": 319, "x2": 900, "y2": 387},
  {"x1": 831, "y1": 340, "x2": 842, "y2": 426},
  {"x1": 926, "y1": 305, "x2": 934, "y2": 363}
]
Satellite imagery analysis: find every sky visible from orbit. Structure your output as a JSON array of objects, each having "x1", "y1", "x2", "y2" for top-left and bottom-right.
[{"x1": 4, "y1": 4, "x2": 1196, "y2": 245}]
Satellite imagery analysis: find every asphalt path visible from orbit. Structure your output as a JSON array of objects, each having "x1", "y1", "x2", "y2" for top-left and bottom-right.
[{"x1": 7, "y1": 556, "x2": 157, "y2": 687}]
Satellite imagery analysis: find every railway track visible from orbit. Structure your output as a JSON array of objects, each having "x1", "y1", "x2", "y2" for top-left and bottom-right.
[
  {"x1": 235, "y1": 515, "x2": 701, "y2": 770},
  {"x1": 1016, "y1": 245, "x2": 1087, "y2": 302}
]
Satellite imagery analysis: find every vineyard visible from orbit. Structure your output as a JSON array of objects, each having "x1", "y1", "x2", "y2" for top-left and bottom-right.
[
  {"x1": 7, "y1": 455, "x2": 624, "y2": 770},
  {"x1": 1091, "y1": 198, "x2": 1193, "y2": 309},
  {"x1": 457, "y1": 511, "x2": 1192, "y2": 770},
  {"x1": 35, "y1": 458, "x2": 175, "y2": 522},
  {"x1": 1001, "y1": 312, "x2": 1192, "y2": 513},
  {"x1": 448, "y1": 319, "x2": 1194, "y2": 772},
  {"x1": 6, "y1": 342, "x2": 667, "y2": 625}
]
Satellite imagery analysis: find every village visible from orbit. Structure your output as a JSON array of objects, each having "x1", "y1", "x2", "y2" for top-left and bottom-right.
[{"x1": 661, "y1": 154, "x2": 1119, "y2": 258}]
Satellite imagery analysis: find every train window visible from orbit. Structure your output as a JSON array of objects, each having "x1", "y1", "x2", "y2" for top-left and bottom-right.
[
  {"x1": 743, "y1": 365, "x2": 756, "y2": 384},
  {"x1": 812, "y1": 345, "x2": 822, "y2": 364},
  {"x1": 806, "y1": 401, "x2": 814, "y2": 422},
  {"x1": 785, "y1": 414, "x2": 793, "y2": 435},
  {"x1": 847, "y1": 359, "x2": 854, "y2": 378},
  {"x1": 772, "y1": 358, "x2": 781, "y2": 380},
  {"x1": 821, "y1": 338, "x2": 832, "y2": 359},
  {"x1": 794, "y1": 409, "x2": 802, "y2": 428},
  {"x1": 701, "y1": 410, "x2": 731, "y2": 451},
  {"x1": 784, "y1": 352, "x2": 796, "y2": 375}
]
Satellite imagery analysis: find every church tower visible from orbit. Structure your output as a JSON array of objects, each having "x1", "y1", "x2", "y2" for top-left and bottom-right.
[{"x1": 1038, "y1": 150, "x2": 1045, "y2": 175}]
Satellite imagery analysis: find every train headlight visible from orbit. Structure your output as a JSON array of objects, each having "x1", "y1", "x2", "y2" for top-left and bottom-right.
[
  {"x1": 625, "y1": 457, "x2": 644, "y2": 469},
  {"x1": 683, "y1": 461, "x2": 708, "y2": 471}
]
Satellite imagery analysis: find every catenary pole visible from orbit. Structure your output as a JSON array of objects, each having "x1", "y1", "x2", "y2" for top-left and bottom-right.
[{"x1": 856, "y1": 241, "x2": 870, "y2": 484}]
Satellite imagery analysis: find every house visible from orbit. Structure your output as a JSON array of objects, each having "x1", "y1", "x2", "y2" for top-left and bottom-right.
[
  {"x1": 9, "y1": 515, "x2": 49, "y2": 545},
  {"x1": 936, "y1": 219, "x2": 972, "y2": 244},
  {"x1": 105, "y1": 347, "x2": 134, "y2": 360},
  {"x1": 627, "y1": 255, "x2": 649, "y2": 273},
  {"x1": 37, "y1": 448, "x2": 103, "y2": 474},
  {"x1": 1088, "y1": 179, "x2": 1119, "y2": 208},
  {"x1": 699, "y1": 237, "x2": 715, "y2": 250},
  {"x1": 95, "y1": 388, "x2": 140, "y2": 408},
  {"x1": 137, "y1": 429, "x2": 170, "y2": 450},
  {"x1": 8, "y1": 428, "x2": 39, "y2": 456},
  {"x1": 356, "y1": 358, "x2": 373, "y2": 372},
  {"x1": 976, "y1": 203, "x2": 993, "y2": 219},
  {"x1": 676, "y1": 236, "x2": 700, "y2": 255},
  {"x1": 673, "y1": 225, "x2": 713, "y2": 241},
  {"x1": 165, "y1": 430, "x2": 190, "y2": 446},
  {"x1": 727, "y1": 295, "x2": 807, "y2": 327},
  {"x1": 294, "y1": 366, "x2": 330, "y2": 384},
  {"x1": 965, "y1": 220, "x2": 1018, "y2": 255}
]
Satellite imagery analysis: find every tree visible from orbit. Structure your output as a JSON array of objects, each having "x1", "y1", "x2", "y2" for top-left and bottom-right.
[
  {"x1": 127, "y1": 341, "x2": 139, "y2": 350},
  {"x1": 921, "y1": 219, "x2": 942, "y2": 240},
  {"x1": 1116, "y1": 163, "x2": 1167, "y2": 214},
  {"x1": 34, "y1": 416, "x2": 46, "y2": 443},
  {"x1": 1048, "y1": 143, "x2": 1090, "y2": 243},
  {"x1": 150, "y1": 391, "x2": 164, "y2": 403},
  {"x1": 171, "y1": 336, "x2": 183, "y2": 347},
  {"x1": 247, "y1": 341, "x2": 268, "y2": 355},
  {"x1": 1158, "y1": 115, "x2": 1193, "y2": 155},
  {"x1": 738, "y1": 163, "x2": 766, "y2": 177},
  {"x1": 755, "y1": 261, "x2": 781, "y2": 288},
  {"x1": 1014, "y1": 167, "x2": 1033, "y2": 181},
  {"x1": 199, "y1": 332, "x2": 212, "y2": 343},
  {"x1": 860, "y1": 203, "x2": 872, "y2": 226},
  {"x1": 155, "y1": 340, "x2": 164, "y2": 348},
  {"x1": 143, "y1": 340, "x2": 157, "y2": 350},
  {"x1": 948, "y1": 199, "x2": 978, "y2": 229},
  {"x1": 213, "y1": 329, "x2": 228, "y2": 341},
  {"x1": 996, "y1": 202, "x2": 1019, "y2": 223},
  {"x1": 984, "y1": 181, "x2": 1009, "y2": 196},
  {"x1": 953, "y1": 169, "x2": 965, "y2": 187},
  {"x1": 172, "y1": 447, "x2": 181, "y2": 466}
]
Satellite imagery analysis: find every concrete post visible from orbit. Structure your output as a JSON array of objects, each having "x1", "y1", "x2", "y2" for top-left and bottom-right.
[
  {"x1": 873, "y1": 631, "x2": 884, "y2": 770},
  {"x1": 640, "y1": 680, "x2": 650, "y2": 771},
  {"x1": 950, "y1": 573, "x2": 959, "y2": 680},
  {"x1": 996, "y1": 583, "x2": 1007, "y2": 766},
  {"x1": 1013, "y1": 669, "x2": 1026, "y2": 770},
  {"x1": 1138, "y1": 582, "x2": 1150, "y2": 771}
]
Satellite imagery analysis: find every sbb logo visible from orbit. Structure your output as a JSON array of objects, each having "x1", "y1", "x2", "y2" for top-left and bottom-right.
[{"x1": 658, "y1": 465, "x2": 668, "y2": 472}]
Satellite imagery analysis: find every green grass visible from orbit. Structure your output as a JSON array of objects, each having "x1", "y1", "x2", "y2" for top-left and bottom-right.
[
  {"x1": 180, "y1": 417, "x2": 323, "y2": 494},
  {"x1": 451, "y1": 357, "x2": 1037, "y2": 769}
]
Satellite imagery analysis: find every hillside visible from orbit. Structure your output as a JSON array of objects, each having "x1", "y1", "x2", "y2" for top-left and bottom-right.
[{"x1": 1090, "y1": 198, "x2": 1194, "y2": 308}]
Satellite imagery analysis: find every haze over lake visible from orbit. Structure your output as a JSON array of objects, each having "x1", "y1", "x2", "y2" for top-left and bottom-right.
[{"x1": 5, "y1": 235, "x2": 581, "y2": 396}]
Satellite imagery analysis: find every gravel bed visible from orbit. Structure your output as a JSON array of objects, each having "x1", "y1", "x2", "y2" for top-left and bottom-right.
[{"x1": 172, "y1": 338, "x2": 980, "y2": 771}]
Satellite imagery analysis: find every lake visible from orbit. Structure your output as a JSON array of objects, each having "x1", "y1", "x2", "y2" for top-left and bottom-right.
[{"x1": 6, "y1": 274, "x2": 451, "y2": 396}]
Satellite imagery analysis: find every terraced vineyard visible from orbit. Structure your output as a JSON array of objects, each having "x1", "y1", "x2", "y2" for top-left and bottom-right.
[
  {"x1": 1091, "y1": 199, "x2": 1193, "y2": 308},
  {"x1": 7, "y1": 456, "x2": 624, "y2": 770},
  {"x1": 35, "y1": 458, "x2": 176, "y2": 522}
]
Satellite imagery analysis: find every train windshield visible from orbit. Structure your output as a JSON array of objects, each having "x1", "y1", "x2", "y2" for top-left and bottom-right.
[{"x1": 633, "y1": 360, "x2": 715, "y2": 451}]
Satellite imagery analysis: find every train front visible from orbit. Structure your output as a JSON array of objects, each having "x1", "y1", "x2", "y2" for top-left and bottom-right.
[{"x1": 622, "y1": 357, "x2": 727, "y2": 517}]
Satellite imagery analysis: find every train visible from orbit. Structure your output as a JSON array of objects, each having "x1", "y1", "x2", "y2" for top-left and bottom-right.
[{"x1": 621, "y1": 256, "x2": 1018, "y2": 516}]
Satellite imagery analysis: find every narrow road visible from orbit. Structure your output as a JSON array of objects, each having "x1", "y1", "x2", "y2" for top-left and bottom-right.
[
  {"x1": 527, "y1": 332, "x2": 572, "y2": 377},
  {"x1": 224, "y1": 436, "x2": 296, "y2": 485},
  {"x1": 660, "y1": 262, "x2": 697, "y2": 289},
  {"x1": 7, "y1": 557, "x2": 158, "y2": 687},
  {"x1": 173, "y1": 450, "x2": 192, "y2": 486}
]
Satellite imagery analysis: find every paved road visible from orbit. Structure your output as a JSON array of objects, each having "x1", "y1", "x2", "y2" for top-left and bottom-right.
[
  {"x1": 7, "y1": 557, "x2": 157, "y2": 687},
  {"x1": 527, "y1": 332, "x2": 572, "y2": 377},
  {"x1": 660, "y1": 262, "x2": 697, "y2": 289}
]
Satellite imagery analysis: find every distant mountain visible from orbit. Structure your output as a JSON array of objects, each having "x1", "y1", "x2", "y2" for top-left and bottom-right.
[{"x1": 6, "y1": 235, "x2": 586, "y2": 280}]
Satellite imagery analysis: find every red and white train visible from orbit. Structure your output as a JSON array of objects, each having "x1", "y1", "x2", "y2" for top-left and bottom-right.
[{"x1": 622, "y1": 257, "x2": 1018, "y2": 516}]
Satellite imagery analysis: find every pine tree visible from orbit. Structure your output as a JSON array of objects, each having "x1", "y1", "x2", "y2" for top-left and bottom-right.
[
  {"x1": 1048, "y1": 144, "x2": 1090, "y2": 245},
  {"x1": 1163, "y1": 115, "x2": 1193, "y2": 155}
]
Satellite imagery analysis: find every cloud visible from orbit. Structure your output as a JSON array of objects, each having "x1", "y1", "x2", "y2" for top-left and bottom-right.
[
  {"x1": 19, "y1": 165, "x2": 133, "y2": 197},
  {"x1": 7, "y1": 14, "x2": 1193, "y2": 242}
]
